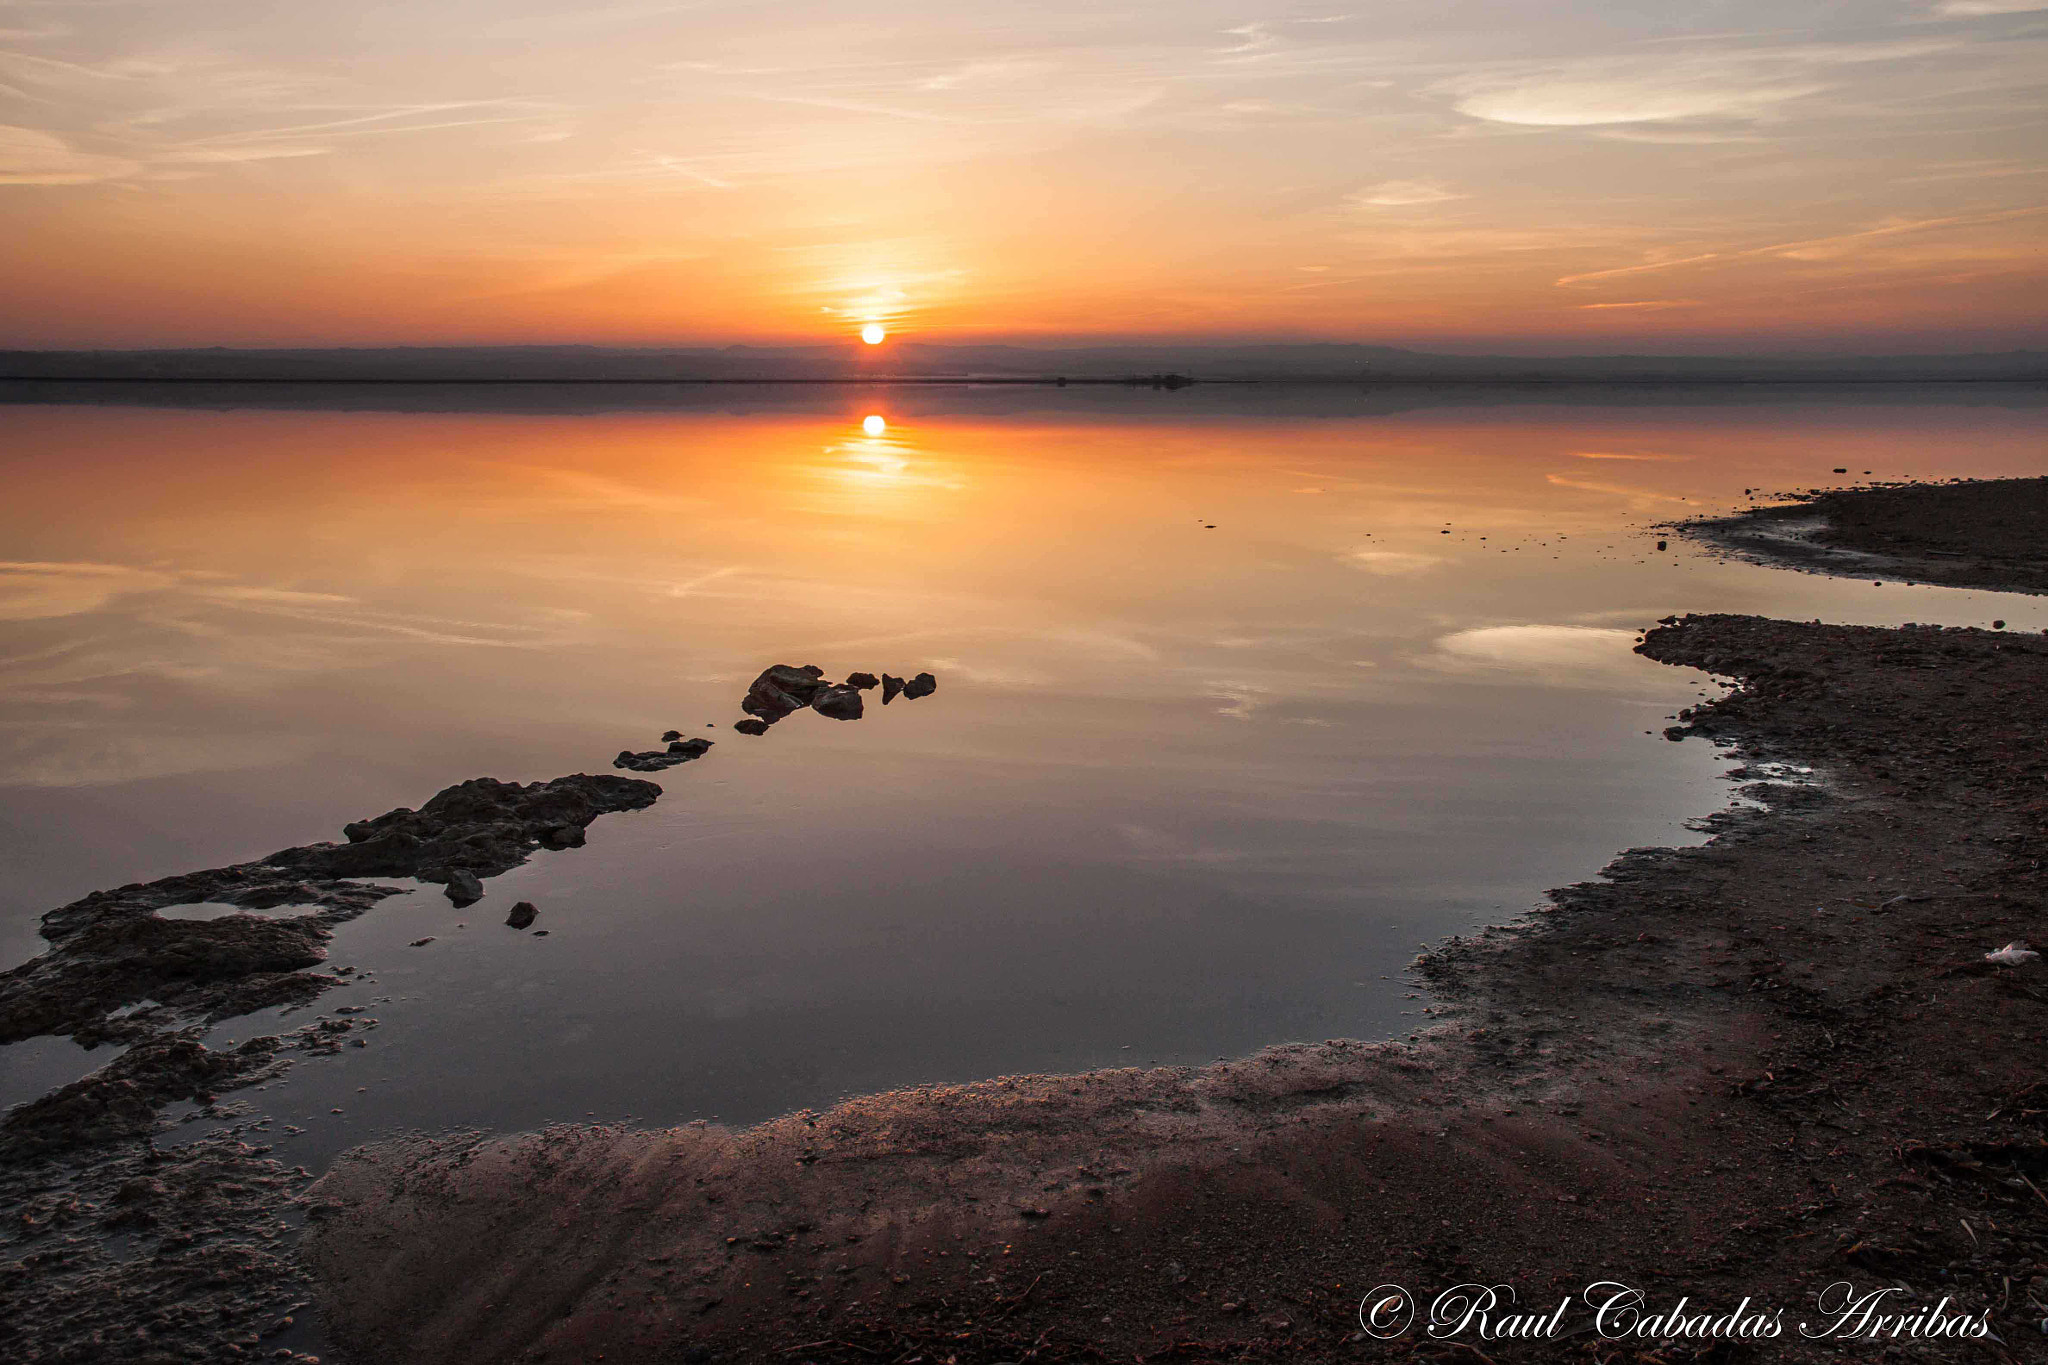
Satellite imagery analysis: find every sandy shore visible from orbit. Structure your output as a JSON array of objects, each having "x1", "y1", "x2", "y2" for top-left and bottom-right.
[{"x1": 295, "y1": 479, "x2": 2048, "y2": 1362}]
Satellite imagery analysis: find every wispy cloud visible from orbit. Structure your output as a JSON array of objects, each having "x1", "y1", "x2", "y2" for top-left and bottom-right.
[
  {"x1": 0, "y1": 561, "x2": 174, "y2": 616},
  {"x1": 0, "y1": 122, "x2": 136, "y2": 182},
  {"x1": 1436, "y1": 38, "x2": 1960, "y2": 128},
  {"x1": 1931, "y1": 0, "x2": 2048, "y2": 14},
  {"x1": 1556, "y1": 204, "x2": 2048, "y2": 286},
  {"x1": 1577, "y1": 299, "x2": 1699, "y2": 310},
  {"x1": 1347, "y1": 178, "x2": 1463, "y2": 207}
]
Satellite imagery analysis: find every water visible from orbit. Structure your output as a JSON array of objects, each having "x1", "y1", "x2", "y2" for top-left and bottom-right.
[{"x1": 3, "y1": 381, "x2": 2044, "y2": 1153}]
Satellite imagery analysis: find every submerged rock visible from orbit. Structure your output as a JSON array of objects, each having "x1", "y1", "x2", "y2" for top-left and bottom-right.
[
  {"x1": 733, "y1": 718, "x2": 770, "y2": 736},
  {"x1": 444, "y1": 870, "x2": 484, "y2": 907},
  {"x1": 846, "y1": 671, "x2": 879, "y2": 690},
  {"x1": 881, "y1": 674, "x2": 906, "y2": 703},
  {"x1": 903, "y1": 671, "x2": 938, "y2": 700}
]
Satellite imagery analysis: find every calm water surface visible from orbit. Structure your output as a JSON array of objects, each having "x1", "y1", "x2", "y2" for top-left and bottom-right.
[{"x1": 2, "y1": 383, "x2": 2044, "y2": 1153}]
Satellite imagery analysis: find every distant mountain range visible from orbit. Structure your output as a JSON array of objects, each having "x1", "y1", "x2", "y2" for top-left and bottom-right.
[{"x1": 2, "y1": 342, "x2": 2042, "y2": 384}]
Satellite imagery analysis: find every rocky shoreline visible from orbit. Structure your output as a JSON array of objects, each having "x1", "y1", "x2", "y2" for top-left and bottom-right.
[
  {"x1": 9, "y1": 487, "x2": 2048, "y2": 1361},
  {"x1": 0, "y1": 772, "x2": 664, "y2": 1363},
  {"x1": 0, "y1": 663, "x2": 940, "y2": 1363}
]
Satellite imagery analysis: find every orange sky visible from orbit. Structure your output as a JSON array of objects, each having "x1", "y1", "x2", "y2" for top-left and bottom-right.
[{"x1": 2, "y1": 0, "x2": 2044, "y2": 352}]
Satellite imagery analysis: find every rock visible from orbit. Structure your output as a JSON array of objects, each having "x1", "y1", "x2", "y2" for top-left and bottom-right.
[
  {"x1": 734, "y1": 718, "x2": 769, "y2": 736},
  {"x1": 295, "y1": 828, "x2": 427, "y2": 877},
  {"x1": 542, "y1": 825, "x2": 585, "y2": 849},
  {"x1": 660, "y1": 730, "x2": 682, "y2": 742},
  {"x1": 505, "y1": 902, "x2": 538, "y2": 930},
  {"x1": 443, "y1": 870, "x2": 484, "y2": 906},
  {"x1": 2, "y1": 911, "x2": 326, "y2": 1048},
  {"x1": 615, "y1": 738, "x2": 712, "y2": 772},
  {"x1": 881, "y1": 674, "x2": 905, "y2": 704},
  {"x1": 811, "y1": 684, "x2": 864, "y2": 721},
  {"x1": 409, "y1": 937, "x2": 435, "y2": 948},
  {"x1": 902, "y1": 671, "x2": 937, "y2": 700},
  {"x1": 262, "y1": 774, "x2": 660, "y2": 887},
  {"x1": 845, "y1": 672, "x2": 879, "y2": 689},
  {"x1": 742, "y1": 665, "x2": 828, "y2": 722}
]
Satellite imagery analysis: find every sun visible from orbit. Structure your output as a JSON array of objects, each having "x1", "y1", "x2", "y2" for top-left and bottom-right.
[
  {"x1": 862, "y1": 414, "x2": 887, "y2": 437},
  {"x1": 860, "y1": 323, "x2": 886, "y2": 345}
]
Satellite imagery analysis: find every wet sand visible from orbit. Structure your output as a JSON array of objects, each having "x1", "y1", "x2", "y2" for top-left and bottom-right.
[{"x1": 296, "y1": 477, "x2": 2048, "y2": 1362}]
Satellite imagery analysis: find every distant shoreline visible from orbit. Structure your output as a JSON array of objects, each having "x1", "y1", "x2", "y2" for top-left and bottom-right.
[{"x1": 3, "y1": 374, "x2": 2043, "y2": 386}]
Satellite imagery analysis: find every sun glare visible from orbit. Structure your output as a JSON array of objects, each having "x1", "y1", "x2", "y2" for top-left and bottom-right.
[
  {"x1": 862, "y1": 414, "x2": 887, "y2": 437},
  {"x1": 860, "y1": 323, "x2": 886, "y2": 345}
]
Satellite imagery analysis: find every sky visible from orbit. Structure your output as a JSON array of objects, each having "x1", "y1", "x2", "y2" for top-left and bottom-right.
[{"x1": 1, "y1": 0, "x2": 2044, "y2": 353}]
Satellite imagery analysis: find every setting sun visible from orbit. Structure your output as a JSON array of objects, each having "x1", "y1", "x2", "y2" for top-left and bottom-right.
[
  {"x1": 861, "y1": 414, "x2": 887, "y2": 436},
  {"x1": 861, "y1": 324, "x2": 886, "y2": 346}
]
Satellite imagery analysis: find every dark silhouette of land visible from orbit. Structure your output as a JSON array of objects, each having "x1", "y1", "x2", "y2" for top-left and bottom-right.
[{"x1": 2, "y1": 342, "x2": 2041, "y2": 384}]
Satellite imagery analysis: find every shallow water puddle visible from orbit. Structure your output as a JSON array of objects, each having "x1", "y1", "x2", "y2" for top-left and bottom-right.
[{"x1": 0, "y1": 1033, "x2": 110, "y2": 1113}]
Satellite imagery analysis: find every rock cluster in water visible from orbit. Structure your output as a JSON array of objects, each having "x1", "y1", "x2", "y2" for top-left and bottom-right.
[{"x1": 732, "y1": 664, "x2": 938, "y2": 736}]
